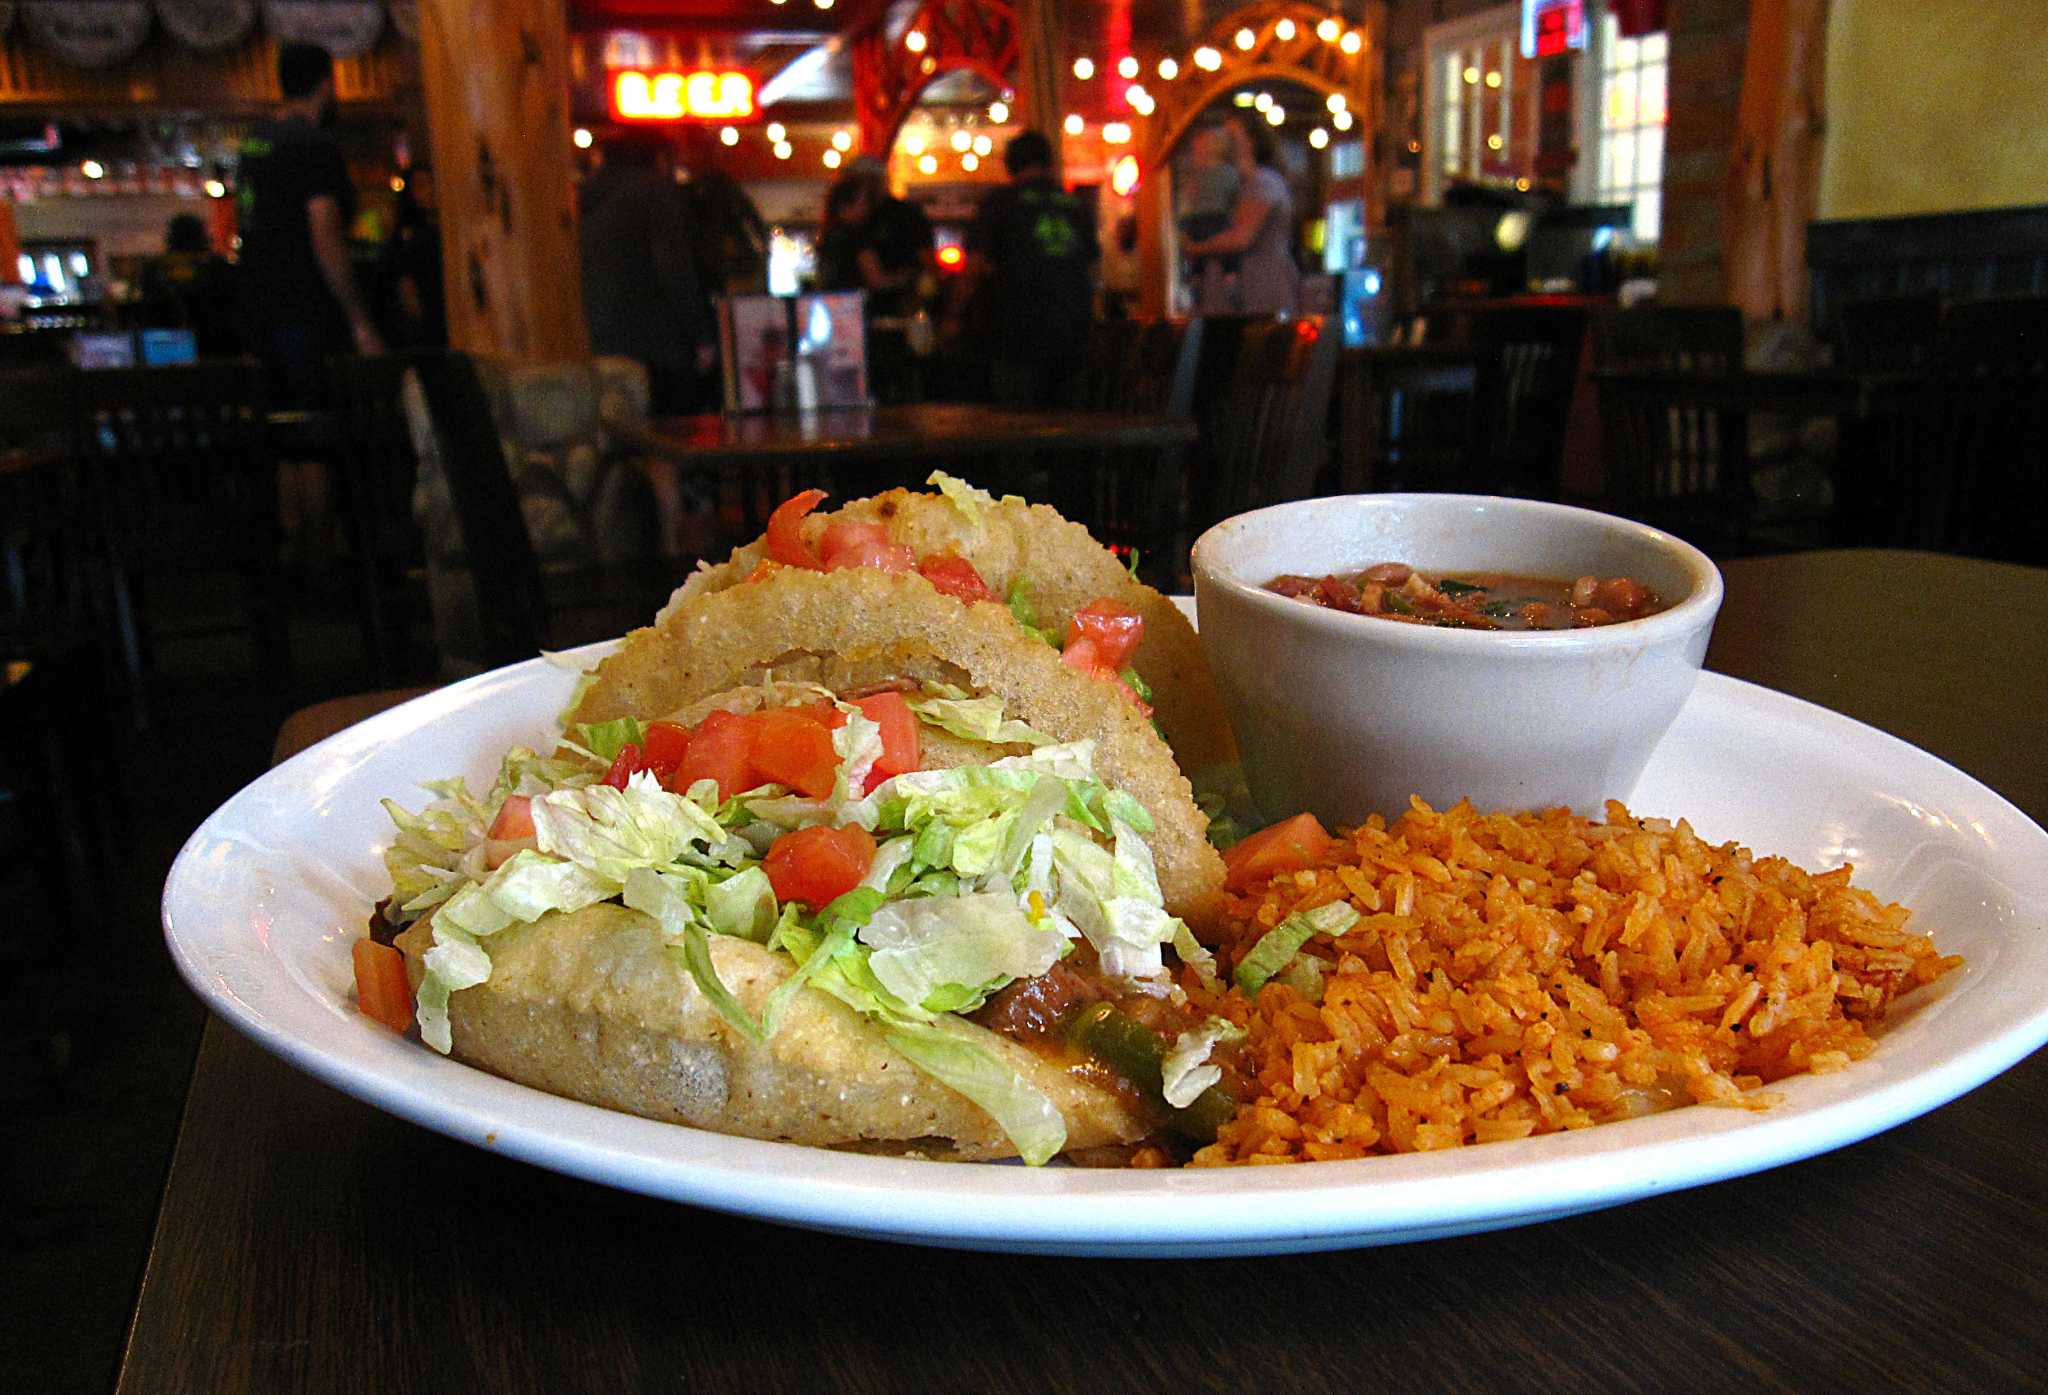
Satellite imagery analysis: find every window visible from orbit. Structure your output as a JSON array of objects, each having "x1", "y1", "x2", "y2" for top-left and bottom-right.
[
  {"x1": 1590, "y1": 15, "x2": 1667, "y2": 241},
  {"x1": 1421, "y1": 7, "x2": 1540, "y2": 203}
]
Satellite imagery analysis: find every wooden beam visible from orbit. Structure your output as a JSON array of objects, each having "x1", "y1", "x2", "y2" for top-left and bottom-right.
[
  {"x1": 419, "y1": 0, "x2": 588, "y2": 363},
  {"x1": 1014, "y1": 0, "x2": 1066, "y2": 178}
]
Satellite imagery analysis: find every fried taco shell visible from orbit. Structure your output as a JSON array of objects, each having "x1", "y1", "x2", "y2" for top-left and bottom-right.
[
  {"x1": 570, "y1": 566, "x2": 1227, "y2": 925},
  {"x1": 396, "y1": 903, "x2": 1149, "y2": 1159},
  {"x1": 659, "y1": 485, "x2": 1237, "y2": 777}
]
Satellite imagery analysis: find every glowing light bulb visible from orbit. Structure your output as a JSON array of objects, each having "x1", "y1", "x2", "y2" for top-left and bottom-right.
[
  {"x1": 1340, "y1": 31, "x2": 1361, "y2": 55},
  {"x1": 972, "y1": 134, "x2": 992, "y2": 156},
  {"x1": 774, "y1": 141, "x2": 793, "y2": 160},
  {"x1": 1485, "y1": 71, "x2": 1502, "y2": 89},
  {"x1": 1063, "y1": 113, "x2": 1084, "y2": 135},
  {"x1": 1275, "y1": 19, "x2": 1296, "y2": 41},
  {"x1": 1234, "y1": 27, "x2": 1256, "y2": 51},
  {"x1": 904, "y1": 29, "x2": 926, "y2": 53},
  {"x1": 1265, "y1": 104, "x2": 1285, "y2": 126},
  {"x1": 205, "y1": 178, "x2": 227, "y2": 198},
  {"x1": 823, "y1": 149, "x2": 842, "y2": 168},
  {"x1": 719, "y1": 126, "x2": 738, "y2": 146},
  {"x1": 1102, "y1": 122, "x2": 1131, "y2": 145},
  {"x1": 1316, "y1": 18, "x2": 1340, "y2": 42},
  {"x1": 1117, "y1": 56, "x2": 1138, "y2": 80},
  {"x1": 1127, "y1": 86, "x2": 1154, "y2": 115},
  {"x1": 1463, "y1": 66, "x2": 1479, "y2": 85},
  {"x1": 1073, "y1": 57, "x2": 1094, "y2": 80},
  {"x1": 951, "y1": 129, "x2": 971, "y2": 152},
  {"x1": 81, "y1": 160, "x2": 104, "y2": 179},
  {"x1": 1193, "y1": 46, "x2": 1221, "y2": 71},
  {"x1": 573, "y1": 127, "x2": 593, "y2": 149},
  {"x1": 1333, "y1": 110, "x2": 1354, "y2": 131},
  {"x1": 988, "y1": 101, "x2": 1009, "y2": 123},
  {"x1": 905, "y1": 134, "x2": 926, "y2": 155},
  {"x1": 831, "y1": 129, "x2": 853, "y2": 151},
  {"x1": 917, "y1": 153, "x2": 938, "y2": 175},
  {"x1": 1308, "y1": 128, "x2": 1328, "y2": 150},
  {"x1": 1157, "y1": 57, "x2": 1177, "y2": 80},
  {"x1": 1253, "y1": 92, "x2": 1272, "y2": 111},
  {"x1": 1327, "y1": 93, "x2": 1347, "y2": 113},
  {"x1": 961, "y1": 153, "x2": 979, "y2": 172},
  {"x1": 767, "y1": 122, "x2": 786, "y2": 142},
  {"x1": 1487, "y1": 133, "x2": 1504, "y2": 150}
]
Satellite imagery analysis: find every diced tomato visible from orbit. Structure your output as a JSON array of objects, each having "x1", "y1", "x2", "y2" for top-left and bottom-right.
[
  {"x1": 1222, "y1": 813, "x2": 1335, "y2": 892},
  {"x1": 669, "y1": 709, "x2": 754, "y2": 799},
  {"x1": 640, "y1": 720, "x2": 691, "y2": 775},
  {"x1": 1060, "y1": 635, "x2": 1102, "y2": 673},
  {"x1": 749, "y1": 707, "x2": 840, "y2": 798},
  {"x1": 764, "y1": 824, "x2": 877, "y2": 907},
  {"x1": 487, "y1": 794, "x2": 534, "y2": 841},
  {"x1": 855, "y1": 691, "x2": 921, "y2": 780},
  {"x1": 820, "y1": 520, "x2": 917, "y2": 573},
  {"x1": 602, "y1": 742, "x2": 647, "y2": 789},
  {"x1": 765, "y1": 489, "x2": 827, "y2": 569},
  {"x1": 917, "y1": 552, "x2": 995, "y2": 603},
  {"x1": 352, "y1": 939, "x2": 415, "y2": 1034},
  {"x1": 1065, "y1": 598, "x2": 1145, "y2": 671},
  {"x1": 744, "y1": 558, "x2": 785, "y2": 585}
]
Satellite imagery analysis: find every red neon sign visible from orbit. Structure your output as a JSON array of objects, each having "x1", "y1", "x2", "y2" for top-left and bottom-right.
[{"x1": 609, "y1": 69, "x2": 756, "y2": 122}]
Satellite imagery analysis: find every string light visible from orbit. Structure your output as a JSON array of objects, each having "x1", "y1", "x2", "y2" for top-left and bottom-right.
[
  {"x1": 1316, "y1": 18, "x2": 1340, "y2": 42},
  {"x1": 1264, "y1": 104, "x2": 1285, "y2": 126},
  {"x1": 1327, "y1": 93, "x2": 1347, "y2": 113},
  {"x1": 1342, "y1": 31, "x2": 1363, "y2": 54},
  {"x1": 951, "y1": 129, "x2": 972, "y2": 151},
  {"x1": 962, "y1": 152, "x2": 979, "y2": 171},
  {"x1": 1127, "y1": 86, "x2": 1155, "y2": 115},
  {"x1": 1193, "y1": 46, "x2": 1222, "y2": 70},
  {"x1": 988, "y1": 100, "x2": 1009, "y2": 122},
  {"x1": 572, "y1": 127, "x2": 593, "y2": 149},
  {"x1": 1253, "y1": 92, "x2": 1272, "y2": 111},
  {"x1": 917, "y1": 153, "x2": 938, "y2": 174},
  {"x1": 1333, "y1": 109, "x2": 1354, "y2": 131},
  {"x1": 1485, "y1": 71, "x2": 1503, "y2": 88},
  {"x1": 1234, "y1": 27, "x2": 1256, "y2": 51},
  {"x1": 972, "y1": 134, "x2": 993, "y2": 156},
  {"x1": 1462, "y1": 65, "x2": 1479, "y2": 84},
  {"x1": 814, "y1": 0, "x2": 833, "y2": 9},
  {"x1": 766, "y1": 122, "x2": 786, "y2": 142},
  {"x1": 774, "y1": 140, "x2": 793, "y2": 159},
  {"x1": 1157, "y1": 57, "x2": 1177, "y2": 80},
  {"x1": 823, "y1": 148, "x2": 842, "y2": 167},
  {"x1": 1308, "y1": 128, "x2": 1329, "y2": 150},
  {"x1": 81, "y1": 160, "x2": 104, "y2": 179},
  {"x1": 1073, "y1": 56, "x2": 1094, "y2": 80},
  {"x1": 905, "y1": 133, "x2": 926, "y2": 155},
  {"x1": 204, "y1": 177, "x2": 227, "y2": 197},
  {"x1": 1102, "y1": 122, "x2": 1131, "y2": 145},
  {"x1": 1063, "y1": 113, "x2": 1084, "y2": 135},
  {"x1": 831, "y1": 129, "x2": 853, "y2": 151},
  {"x1": 1116, "y1": 55, "x2": 1138, "y2": 79},
  {"x1": 719, "y1": 126, "x2": 738, "y2": 146},
  {"x1": 904, "y1": 29, "x2": 926, "y2": 53},
  {"x1": 1487, "y1": 133, "x2": 1504, "y2": 150},
  {"x1": 1275, "y1": 18, "x2": 1296, "y2": 41}
]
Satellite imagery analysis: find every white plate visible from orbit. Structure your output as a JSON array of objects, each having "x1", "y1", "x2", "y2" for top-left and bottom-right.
[{"x1": 163, "y1": 635, "x2": 2048, "y2": 1257}]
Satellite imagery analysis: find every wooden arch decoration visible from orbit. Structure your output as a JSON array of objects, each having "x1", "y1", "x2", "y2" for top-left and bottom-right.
[
  {"x1": 851, "y1": 0, "x2": 1019, "y2": 157},
  {"x1": 1131, "y1": 0, "x2": 1385, "y2": 317}
]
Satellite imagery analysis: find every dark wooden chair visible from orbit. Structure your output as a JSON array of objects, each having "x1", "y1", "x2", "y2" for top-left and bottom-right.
[
  {"x1": 1836, "y1": 295, "x2": 1944, "y2": 371},
  {"x1": 1467, "y1": 303, "x2": 1592, "y2": 498},
  {"x1": 1192, "y1": 315, "x2": 1341, "y2": 536},
  {"x1": 73, "y1": 362, "x2": 284, "y2": 720},
  {"x1": 330, "y1": 353, "x2": 432, "y2": 684}
]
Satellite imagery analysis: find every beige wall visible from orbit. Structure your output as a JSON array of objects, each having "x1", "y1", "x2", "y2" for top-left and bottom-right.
[{"x1": 1819, "y1": 0, "x2": 2048, "y2": 220}]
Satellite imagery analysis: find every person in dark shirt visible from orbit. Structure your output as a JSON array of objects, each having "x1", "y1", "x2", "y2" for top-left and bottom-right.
[
  {"x1": 961, "y1": 130, "x2": 1099, "y2": 408},
  {"x1": 383, "y1": 164, "x2": 445, "y2": 349},
  {"x1": 579, "y1": 129, "x2": 714, "y2": 414},
  {"x1": 236, "y1": 40, "x2": 383, "y2": 408},
  {"x1": 138, "y1": 213, "x2": 240, "y2": 357}
]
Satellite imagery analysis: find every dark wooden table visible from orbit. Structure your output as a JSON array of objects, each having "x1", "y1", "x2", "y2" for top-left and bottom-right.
[
  {"x1": 637, "y1": 402, "x2": 1197, "y2": 468},
  {"x1": 122, "y1": 550, "x2": 2048, "y2": 1394}
]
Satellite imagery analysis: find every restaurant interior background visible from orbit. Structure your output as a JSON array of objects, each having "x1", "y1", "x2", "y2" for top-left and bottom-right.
[{"x1": 2, "y1": 1, "x2": 2043, "y2": 1389}]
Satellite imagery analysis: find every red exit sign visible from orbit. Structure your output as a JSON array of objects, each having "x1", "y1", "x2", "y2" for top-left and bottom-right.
[
  {"x1": 1521, "y1": 0, "x2": 1586, "y2": 58},
  {"x1": 609, "y1": 69, "x2": 756, "y2": 122}
]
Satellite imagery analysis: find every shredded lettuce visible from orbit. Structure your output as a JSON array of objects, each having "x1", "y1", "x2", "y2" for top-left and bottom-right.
[
  {"x1": 1234, "y1": 901, "x2": 1361, "y2": 996},
  {"x1": 530, "y1": 772, "x2": 726, "y2": 883},
  {"x1": 1005, "y1": 577, "x2": 1062, "y2": 649},
  {"x1": 925, "y1": 470, "x2": 987, "y2": 527},
  {"x1": 858, "y1": 893, "x2": 1066, "y2": 1014},
  {"x1": 883, "y1": 1021, "x2": 1067, "y2": 1166},
  {"x1": 679, "y1": 924, "x2": 769, "y2": 1042},
  {"x1": 1161, "y1": 1017, "x2": 1247, "y2": 1109},
  {"x1": 573, "y1": 717, "x2": 647, "y2": 764},
  {"x1": 904, "y1": 691, "x2": 1052, "y2": 748}
]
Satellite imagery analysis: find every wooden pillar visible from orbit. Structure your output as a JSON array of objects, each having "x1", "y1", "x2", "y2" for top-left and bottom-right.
[
  {"x1": 0, "y1": 199, "x2": 19, "y2": 286},
  {"x1": 1360, "y1": 0, "x2": 1388, "y2": 233},
  {"x1": 1014, "y1": 0, "x2": 1066, "y2": 178},
  {"x1": 1136, "y1": 166, "x2": 1170, "y2": 319},
  {"x1": 418, "y1": 0, "x2": 587, "y2": 362}
]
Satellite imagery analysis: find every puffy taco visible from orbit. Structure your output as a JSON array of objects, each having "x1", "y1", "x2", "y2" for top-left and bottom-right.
[
  {"x1": 370, "y1": 648, "x2": 1244, "y2": 1165},
  {"x1": 577, "y1": 473, "x2": 1238, "y2": 781}
]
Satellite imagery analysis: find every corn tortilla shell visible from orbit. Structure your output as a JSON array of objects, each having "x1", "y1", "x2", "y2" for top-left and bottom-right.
[
  {"x1": 397, "y1": 904, "x2": 1149, "y2": 1160},
  {"x1": 661, "y1": 484, "x2": 1238, "y2": 777}
]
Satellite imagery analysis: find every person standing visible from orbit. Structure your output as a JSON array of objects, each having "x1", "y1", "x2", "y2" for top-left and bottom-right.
[
  {"x1": 579, "y1": 130, "x2": 714, "y2": 414},
  {"x1": 235, "y1": 41, "x2": 383, "y2": 567},
  {"x1": 139, "y1": 213, "x2": 240, "y2": 357},
  {"x1": 237, "y1": 41, "x2": 384, "y2": 396},
  {"x1": 1183, "y1": 116, "x2": 1299, "y2": 317},
  {"x1": 960, "y1": 130, "x2": 1099, "y2": 408}
]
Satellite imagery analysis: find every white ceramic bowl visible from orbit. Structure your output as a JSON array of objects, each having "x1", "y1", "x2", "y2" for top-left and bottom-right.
[{"x1": 1191, "y1": 494, "x2": 1724, "y2": 827}]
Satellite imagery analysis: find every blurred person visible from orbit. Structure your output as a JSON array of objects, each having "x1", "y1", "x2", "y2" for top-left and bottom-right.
[
  {"x1": 816, "y1": 163, "x2": 933, "y2": 403},
  {"x1": 1177, "y1": 123, "x2": 1242, "y2": 285},
  {"x1": 138, "y1": 212, "x2": 240, "y2": 357},
  {"x1": 1183, "y1": 116, "x2": 1298, "y2": 316},
  {"x1": 579, "y1": 129, "x2": 715, "y2": 414},
  {"x1": 237, "y1": 40, "x2": 385, "y2": 567},
  {"x1": 383, "y1": 164, "x2": 444, "y2": 348},
  {"x1": 960, "y1": 130, "x2": 1099, "y2": 408}
]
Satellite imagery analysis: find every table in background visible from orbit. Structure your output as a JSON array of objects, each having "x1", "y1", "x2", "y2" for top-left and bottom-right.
[
  {"x1": 120, "y1": 551, "x2": 2048, "y2": 1395},
  {"x1": 637, "y1": 403, "x2": 1196, "y2": 469}
]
